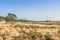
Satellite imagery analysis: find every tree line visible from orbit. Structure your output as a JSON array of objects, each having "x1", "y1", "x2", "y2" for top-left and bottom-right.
[
  {"x1": 0, "y1": 13, "x2": 59, "y2": 22},
  {"x1": 0, "y1": 13, "x2": 28, "y2": 22}
]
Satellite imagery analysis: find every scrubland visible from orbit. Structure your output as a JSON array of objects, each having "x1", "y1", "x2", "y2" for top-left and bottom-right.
[{"x1": 0, "y1": 21, "x2": 60, "y2": 40}]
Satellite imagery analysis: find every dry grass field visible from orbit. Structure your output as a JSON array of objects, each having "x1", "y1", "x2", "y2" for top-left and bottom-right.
[{"x1": 0, "y1": 21, "x2": 60, "y2": 40}]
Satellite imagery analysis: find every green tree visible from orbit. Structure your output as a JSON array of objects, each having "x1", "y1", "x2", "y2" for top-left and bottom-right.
[{"x1": 6, "y1": 13, "x2": 18, "y2": 22}]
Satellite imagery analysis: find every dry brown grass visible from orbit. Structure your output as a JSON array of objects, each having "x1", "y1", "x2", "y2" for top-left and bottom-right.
[{"x1": 0, "y1": 21, "x2": 60, "y2": 40}]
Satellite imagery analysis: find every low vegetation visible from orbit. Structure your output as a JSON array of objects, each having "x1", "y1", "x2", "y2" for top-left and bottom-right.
[{"x1": 0, "y1": 13, "x2": 60, "y2": 40}]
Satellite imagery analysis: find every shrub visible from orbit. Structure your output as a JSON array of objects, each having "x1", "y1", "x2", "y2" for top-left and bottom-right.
[{"x1": 45, "y1": 35, "x2": 54, "y2": 40}]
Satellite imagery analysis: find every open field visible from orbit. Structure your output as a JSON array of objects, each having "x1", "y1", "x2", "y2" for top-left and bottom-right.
[{"x1": 0, "y1": 21, "x2": 60, "y2": 40}]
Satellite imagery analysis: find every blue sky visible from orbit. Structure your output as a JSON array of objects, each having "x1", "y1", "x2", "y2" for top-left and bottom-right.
[{"x1": 0, "y1": 0, "x2": 60, "y2": 21}]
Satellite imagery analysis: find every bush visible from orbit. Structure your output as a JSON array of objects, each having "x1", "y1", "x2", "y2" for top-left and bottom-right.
[{"x1": 45, "y1": 35, "x2": 54, "y2": 40}]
